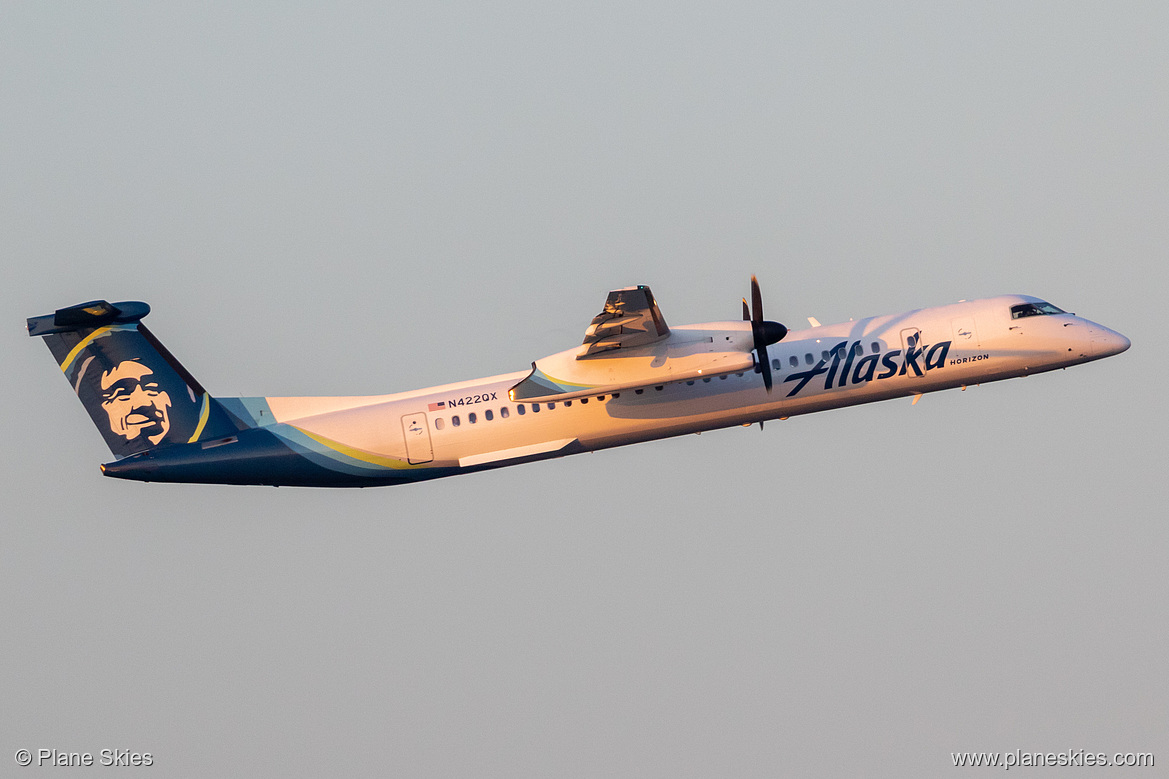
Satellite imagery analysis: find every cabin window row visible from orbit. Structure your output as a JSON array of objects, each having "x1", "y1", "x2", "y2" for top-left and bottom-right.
[
  {"x1": 434, "y1": 342, "x2": 892, "y2": 429},
  {"x1": 774, "y1": 342, "x2": 883, "y2": 371},
  {"x1": 433, "y1": 394, "x2": 616, "y2": 430}
]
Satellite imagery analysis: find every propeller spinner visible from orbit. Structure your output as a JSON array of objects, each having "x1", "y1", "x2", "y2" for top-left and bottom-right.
[{"x1": 741, "y1": 275, "x2": 788, "y2": 391}]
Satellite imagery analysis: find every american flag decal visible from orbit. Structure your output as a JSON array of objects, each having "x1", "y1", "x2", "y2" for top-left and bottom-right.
[{"x1": 428, "y1": 401, "x2": 445, "y2": 411}]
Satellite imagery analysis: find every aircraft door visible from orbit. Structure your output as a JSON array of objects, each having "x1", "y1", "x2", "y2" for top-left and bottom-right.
[
  {"x1": 401, "y1": 413, "x2": 434, "y2": 464},
  {"x1": 897, "y1": 327, "x2": 925, "y2": 376}
]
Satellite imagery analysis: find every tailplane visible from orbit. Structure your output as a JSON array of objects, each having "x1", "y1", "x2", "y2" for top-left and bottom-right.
[{"x1": 28, "y1": 300, "x2": 240, "y2": 458}]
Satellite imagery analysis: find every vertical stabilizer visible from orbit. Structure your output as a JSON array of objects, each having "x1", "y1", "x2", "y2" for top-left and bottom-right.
[{"x1": 28, "y1": 300, "x2": 240, "y2": 458}]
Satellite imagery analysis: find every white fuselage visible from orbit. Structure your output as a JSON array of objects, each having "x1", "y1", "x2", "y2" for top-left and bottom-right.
[{"x1": 246, "y1": 294, "x2": 1128, "y2": 480}]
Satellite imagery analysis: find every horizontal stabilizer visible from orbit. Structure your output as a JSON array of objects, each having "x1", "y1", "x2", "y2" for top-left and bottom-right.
[{"x1": 27, "y1": 300, "x2": 151, "y2": 336}]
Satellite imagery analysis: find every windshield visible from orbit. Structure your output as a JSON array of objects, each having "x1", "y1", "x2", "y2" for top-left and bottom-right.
[{"x1": 1011, "y1": 301, "x2": 1066, "y2": 319}]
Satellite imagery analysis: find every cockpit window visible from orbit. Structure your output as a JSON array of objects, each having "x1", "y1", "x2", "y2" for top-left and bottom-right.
[{"x1": 1011, "y1": 301, "x2": 1066, "y2": 319}]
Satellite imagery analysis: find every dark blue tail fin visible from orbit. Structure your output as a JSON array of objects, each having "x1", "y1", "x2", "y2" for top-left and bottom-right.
[{"x1": 28, "y1": 300, "x2": 240, "y2": 458}]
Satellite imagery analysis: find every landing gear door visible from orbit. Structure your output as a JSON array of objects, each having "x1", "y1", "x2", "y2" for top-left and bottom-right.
[{"x1": 401, "y1": 413, "x2": 433, "y2": 464}]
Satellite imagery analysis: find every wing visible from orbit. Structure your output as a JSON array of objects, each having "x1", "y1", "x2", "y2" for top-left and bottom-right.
[
  {"x1": 578, "y1": 285, "x2": 669, "y2": 358},
  {"x1": 509, "y1": 285, "x2": 763, "y2": 403},
  {"x1": 508, "y1": 349, "x2": 755, "y2": 403}
]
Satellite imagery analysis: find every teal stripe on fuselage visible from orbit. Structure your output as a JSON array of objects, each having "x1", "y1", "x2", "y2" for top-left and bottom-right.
[
  {"x1": 265, "y1": 424, "x2": 434, "y2": 479},
  {"x1": 217, "y1": 397, "x2": 278, "y2": 428}
]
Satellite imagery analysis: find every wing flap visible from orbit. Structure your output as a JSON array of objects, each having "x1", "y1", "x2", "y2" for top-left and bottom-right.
[{"x1": 578, "y1": 285, "x2": 669, "y2": 357}]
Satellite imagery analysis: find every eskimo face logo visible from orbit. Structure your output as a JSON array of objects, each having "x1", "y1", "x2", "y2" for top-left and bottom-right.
[{"x1": 99, "y1": 359, "x2": 172, "y2": 445}]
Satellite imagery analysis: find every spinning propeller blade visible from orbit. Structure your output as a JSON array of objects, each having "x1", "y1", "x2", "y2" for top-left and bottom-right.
[{"x1": 744, "y1": 275, "x2": 787, "y2": 392}]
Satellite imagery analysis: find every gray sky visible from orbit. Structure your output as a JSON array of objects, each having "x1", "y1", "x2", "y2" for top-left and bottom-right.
[{"x1": 2, "y1": 3, "x2": 1165, "y2": 776}]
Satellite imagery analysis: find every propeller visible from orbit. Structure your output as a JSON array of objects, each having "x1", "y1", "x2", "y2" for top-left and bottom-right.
[{"x1": 741, "y1": 275, "x2": 788, "y2": 392}]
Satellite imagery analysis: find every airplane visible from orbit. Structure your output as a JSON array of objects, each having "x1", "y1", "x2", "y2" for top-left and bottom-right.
[{"x1": 28, "y1": 278, "x2": 1129, "y2": 487}]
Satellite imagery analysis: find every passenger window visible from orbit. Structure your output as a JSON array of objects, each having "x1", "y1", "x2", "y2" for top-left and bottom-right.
[
  {"x1": 564, "y1": 400, "x2": 572, "y2": 406},
  {"x1": 485, "y1": 409, "x2": 493, "y2": 421},
  {"x1": 435, "y1": 418, "x2": 445, "y2": 430},
  {"x1": 655, "y1": 385, "x2": 664, "y2": 391},
  {"x1": 517, "y1": 405, "x2": 526, "y2": 416},
  {"x1": 468, "y1": 412, "x2": 477, "y2": 424},
  {"x1": 635, "y1": 389, "x2": 644, "y2": 394},
  {"x1": 789, "y1": 355, "x2": 798, "y2": 368},
  {"x1": 772, "y1": 358, "x2": 780, "y2": 370},
  {"x1": 871, "y1": 341, "x2": 880, "y2": 353},
  {"x1": 500, "y1": 407, "x2": 510, "y2": 418},
  {"x1": 531, "y1": 404, "x2": 540, "y2": 413},
  {"x1": 853, "y1": 343, "x2": 863, "y2": 356},
  {"x1": 821, "y1": 350, "x2": 829, "y2": 361},
  {"x1": 580, "y1": 398, "x2": 588, "y2": 404},
  {"x1": 452, "y1": 415, "x2": 460, "y2": 427},
  {"x1": 547, "y1": 403, "x2": 555, "y2": 410},
  {"x1": 805, "y1": 353, "x2": 813, "y2": 365}
]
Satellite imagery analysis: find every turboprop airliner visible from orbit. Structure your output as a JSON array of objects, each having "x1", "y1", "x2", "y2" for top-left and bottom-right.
[{"x1": 28, "y1": 279, "x2": 1129, "y2": 487}]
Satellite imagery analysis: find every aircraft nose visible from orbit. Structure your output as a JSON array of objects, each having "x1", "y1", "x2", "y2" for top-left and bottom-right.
[{"x1": 1090, "y1": 326, "x2": 1131, "y2": 357}]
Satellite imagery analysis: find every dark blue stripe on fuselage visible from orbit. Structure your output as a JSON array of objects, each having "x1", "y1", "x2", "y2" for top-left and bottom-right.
[{"x1": 100, "y1": 427, "x2": 449, "y2": 487}]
